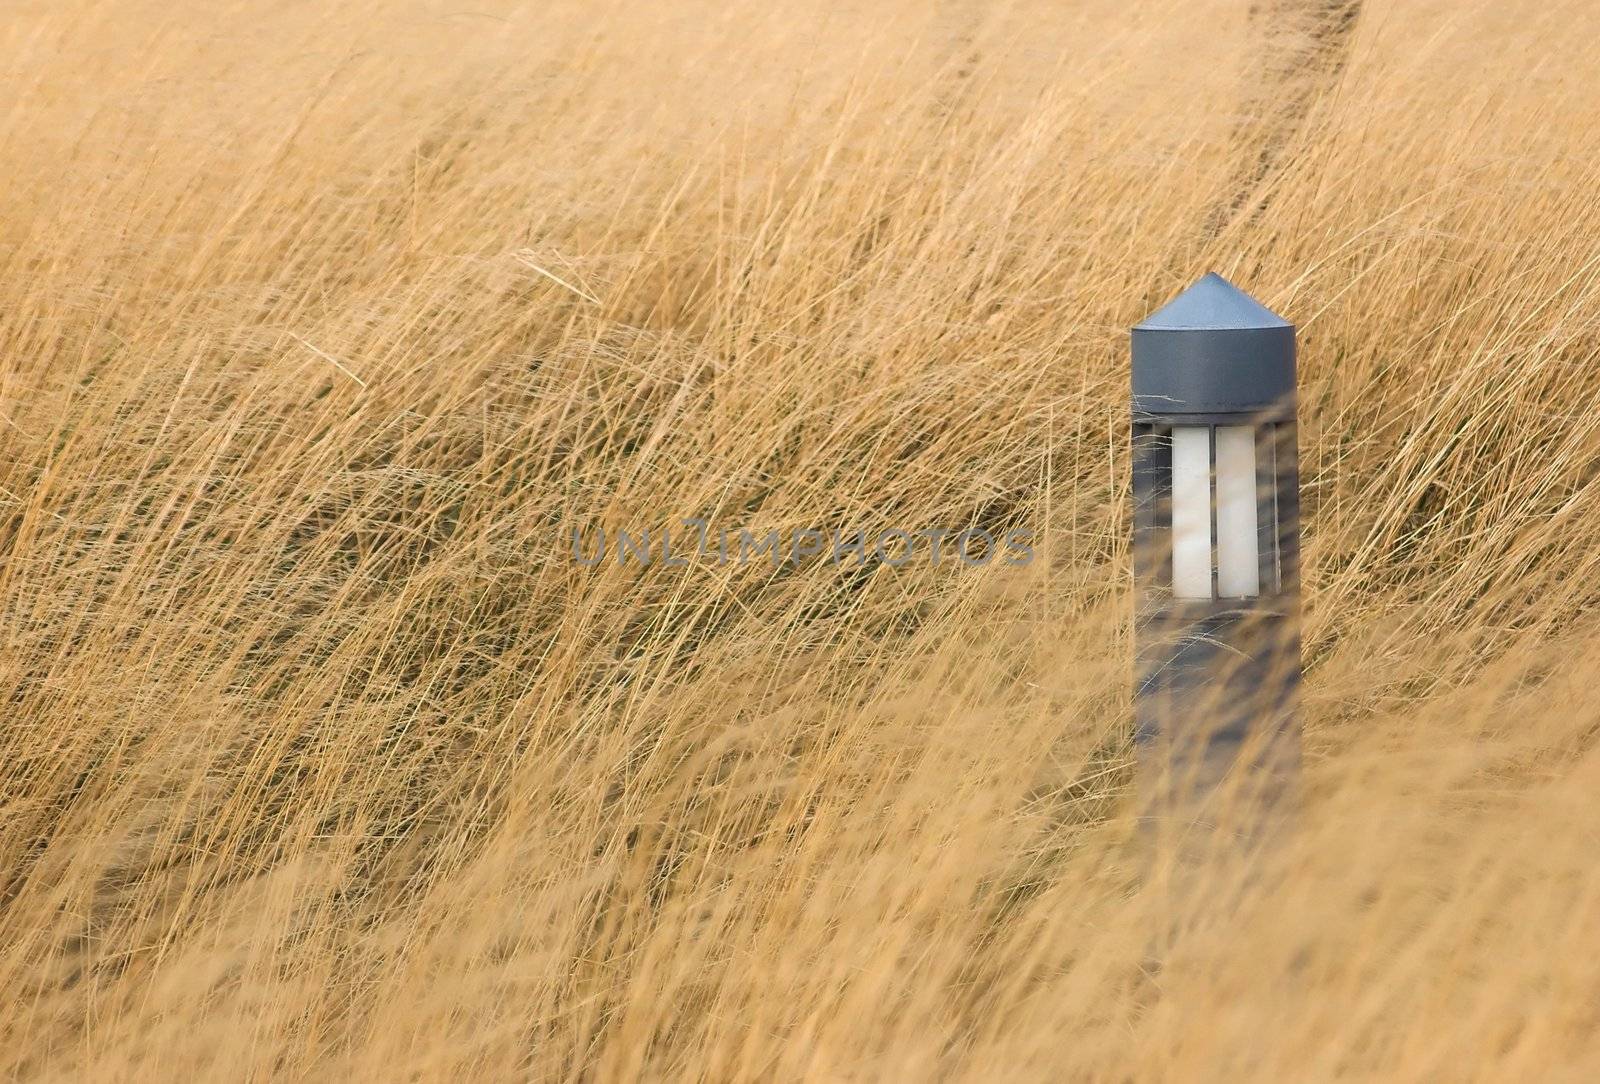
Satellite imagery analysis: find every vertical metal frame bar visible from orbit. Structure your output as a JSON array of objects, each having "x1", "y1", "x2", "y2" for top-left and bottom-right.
[
  {"x1": 1256, "y1": 421, "x2": 1279, "y2": 595},
  {"x1": 1131, "y1": 422, "x2": 1172, "y2": 597},
  {"x1": 1275, "y1": 419, "x2": 1301, "y2": 599},
  {"x1": 1207, "y1": 424, "x2": 1219, "y2": 600}
]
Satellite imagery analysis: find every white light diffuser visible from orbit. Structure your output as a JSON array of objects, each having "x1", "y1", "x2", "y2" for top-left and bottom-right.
[
  {"x1": 1215, "y1": 426, "x2": 1260, "y2": 598},
  {"x1": 1170, "y1": 427, "x2": 1212, "y2": 599}
]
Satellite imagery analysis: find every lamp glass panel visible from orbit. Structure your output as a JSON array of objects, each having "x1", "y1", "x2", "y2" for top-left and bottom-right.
[
  {"x1": 1215, "y1": 425, "x2": 1260, "y2": 597},
  {"x1": 1170, "y1": 427, "x2": 1212, "y2": 599}
]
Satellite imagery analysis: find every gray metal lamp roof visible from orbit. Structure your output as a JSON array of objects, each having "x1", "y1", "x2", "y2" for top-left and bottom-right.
[{"x1": 1131, "y1": 274, "x2": 1296, "y2": 415}]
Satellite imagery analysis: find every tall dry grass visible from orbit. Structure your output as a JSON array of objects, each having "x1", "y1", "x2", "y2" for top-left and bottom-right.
[{"x1": 4, "y1": 0, "x2": 1600, "y2": 1078}]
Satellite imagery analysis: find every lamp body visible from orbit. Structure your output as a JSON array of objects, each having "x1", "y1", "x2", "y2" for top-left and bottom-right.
[{"x1": 1130, "y1": 275, "x2": 1302, "y2": 822}]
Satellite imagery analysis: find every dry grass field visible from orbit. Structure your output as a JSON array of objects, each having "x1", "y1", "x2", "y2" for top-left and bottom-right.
[{"x1": 4, "y1": 0, "x2": 1600, "y2": 1079}]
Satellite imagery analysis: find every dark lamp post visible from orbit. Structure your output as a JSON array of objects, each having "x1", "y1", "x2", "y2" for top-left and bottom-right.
[{"x1": 1131, "y1": 273, "x2": 1302, "y2": 826}]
